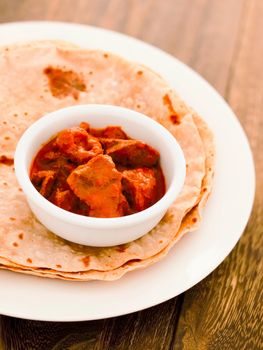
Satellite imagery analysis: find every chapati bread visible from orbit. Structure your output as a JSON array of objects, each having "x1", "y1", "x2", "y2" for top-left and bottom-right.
[{"x1": 0, "y1": 41, "x2": 214, "y2": 280}]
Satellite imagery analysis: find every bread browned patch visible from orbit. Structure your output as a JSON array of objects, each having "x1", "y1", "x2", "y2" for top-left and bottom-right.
[
  {"x1": 81, "y1": 256, "x2": 90, "y2": 267},
  {"x1": 44, "y1": 66, "x2": 86, "y2": 100},
  {"x1": 0, "y1": 156, "x2": 14, "y2": 166},
  {"x1": 163, "y1": 94, "x2": 181, "y2": 124}
]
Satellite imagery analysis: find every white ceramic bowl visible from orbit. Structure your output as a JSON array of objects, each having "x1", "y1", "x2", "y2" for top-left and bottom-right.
[{"x1": 15, "y1": 105, "x2": 186, "y2": 247}]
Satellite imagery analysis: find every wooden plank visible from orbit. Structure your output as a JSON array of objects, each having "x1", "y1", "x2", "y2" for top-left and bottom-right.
[
  {"x1": 1, "y1": 316, "x2": 106, "y2": 349},
  {"x1": 173, "y1": 0, "x2": 263, "y2": 349},
  {"x1": 95, "y1": 298, "x2": 183, "y2": 350},
  {"x1": 0, "y1": 299, "x2": 181, "y2": 349}
]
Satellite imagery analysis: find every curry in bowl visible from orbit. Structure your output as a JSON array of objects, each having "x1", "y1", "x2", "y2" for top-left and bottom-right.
[{"x1": 30, "y1": 122, "x2": 165, "y2": 218}]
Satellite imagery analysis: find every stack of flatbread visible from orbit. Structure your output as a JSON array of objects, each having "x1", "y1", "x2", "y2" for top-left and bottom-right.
[{"x1": 0, "y1": 41, "x2": 214, "y2": 281}]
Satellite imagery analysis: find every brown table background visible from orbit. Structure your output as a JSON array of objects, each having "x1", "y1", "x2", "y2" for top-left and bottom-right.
[{"x1": 0, "y1": 0, "x2": 262, "y2": 349}]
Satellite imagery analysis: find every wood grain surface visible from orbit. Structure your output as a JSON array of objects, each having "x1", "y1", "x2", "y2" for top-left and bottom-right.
[{"x1": 0, "y1": 0, "x2": 262, "y2": 349}]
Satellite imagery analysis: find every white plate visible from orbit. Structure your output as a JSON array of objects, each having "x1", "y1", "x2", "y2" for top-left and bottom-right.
[{"x1": 0, "y1": 21, "x2": 255, "y2": 321}]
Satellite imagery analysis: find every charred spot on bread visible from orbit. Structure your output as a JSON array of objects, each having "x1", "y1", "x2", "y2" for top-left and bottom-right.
[{"x1": 44, "y1": 66, "x2": 86, "y2": 100}]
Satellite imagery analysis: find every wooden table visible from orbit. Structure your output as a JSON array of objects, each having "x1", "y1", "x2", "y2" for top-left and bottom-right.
[{"x1": 0, "y1": 1, "x2": 262, "y2": 349}]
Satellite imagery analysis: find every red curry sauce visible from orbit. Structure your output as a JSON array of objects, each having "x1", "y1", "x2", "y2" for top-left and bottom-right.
[{"x1": 30, "y1": 123, "x2": 166, "y2": 218}]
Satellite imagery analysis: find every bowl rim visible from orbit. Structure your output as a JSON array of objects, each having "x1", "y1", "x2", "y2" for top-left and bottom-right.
[{"x1": 14, "y1": 104, "x2": 186, "y2": 228}]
